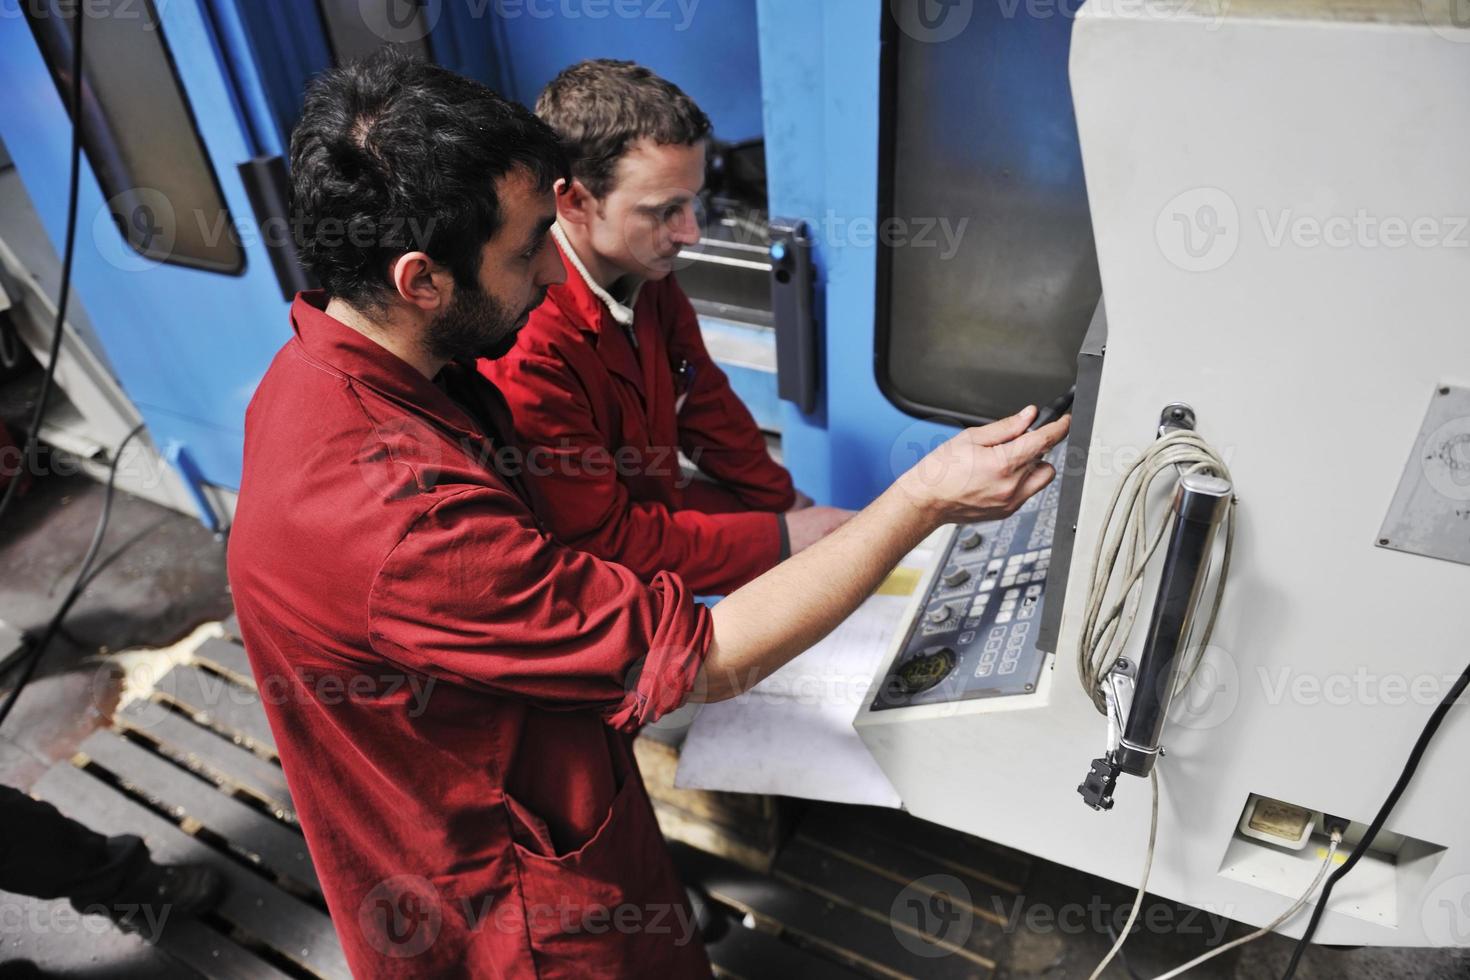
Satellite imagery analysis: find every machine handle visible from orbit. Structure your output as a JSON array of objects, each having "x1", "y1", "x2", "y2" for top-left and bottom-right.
[
  {"x1": 768, "y1": 218, "x2": 818, "y2": 414},
  {"x1": 1114, "y1": 472, "x2": 1232, "y2": 776},
  {"x1": 237, "y1": 155, "x2": 317, "y2": 302}
]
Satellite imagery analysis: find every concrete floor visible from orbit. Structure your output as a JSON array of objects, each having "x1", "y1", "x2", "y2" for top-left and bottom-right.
[
  {"x1": 0, "y1": 470, "x2": 232, "y2": 792},
  {"x1": 0, "y1": 470, "x2": 1466, "y2": 978}
]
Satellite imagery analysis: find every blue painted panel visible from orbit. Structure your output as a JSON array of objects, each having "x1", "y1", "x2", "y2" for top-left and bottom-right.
[
  {"x1": 218, "y1": 0, "x2": 334, "y2": 149},
  {"x1": 0, "y1": 0, "x2": 294, "y2": 493},
  {"x1": 756, "y1": 0, "x2": 959, "y2": 509},
  {"x1": 695, "y1": 314, "x2": 779, "y2": 433},
  {"x1": 719, "y1": 361, "x2": 779, "y2": 435},
  {"x1": 484, "y1": 0, "x2": 763, "y2": 141}
]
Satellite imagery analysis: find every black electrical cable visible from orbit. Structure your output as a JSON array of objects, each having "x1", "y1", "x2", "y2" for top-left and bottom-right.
[
  {"x1": 0, "y1": 422, "x2": 145, "y2": 729},
  {"x1": 0, "y1": 4, "x2": 85, "y2": 531},
  {"x1": 1279, "y1": 658, "x2": 1470, "y2": 979}
]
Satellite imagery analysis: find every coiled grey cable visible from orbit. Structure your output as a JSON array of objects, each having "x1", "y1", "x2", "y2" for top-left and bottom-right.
[{"x1": 1077, "y1": 429, "x2": 1236, "y2": 713}]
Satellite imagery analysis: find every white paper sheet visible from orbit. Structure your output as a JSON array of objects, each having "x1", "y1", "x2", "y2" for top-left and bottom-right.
[{"x1": 674, "y1": 532, "x2": 944, "y2": 808}]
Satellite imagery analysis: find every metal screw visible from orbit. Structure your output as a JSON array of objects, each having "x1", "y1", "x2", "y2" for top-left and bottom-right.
[
  {"x1": 1440, "y1": 386, "x2": 1451, "y2": 396},
  {"x1": 1379, "y1": 538, "x2": 1391, "y2": 546}
]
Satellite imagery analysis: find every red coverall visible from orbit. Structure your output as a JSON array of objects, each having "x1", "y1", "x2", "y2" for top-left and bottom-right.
[
  {"x1": 481, "y1": 237, "x2": 796, "y2": 596},
  {"x1": 228, "y1": 293, "x2": 714, "y2": 978}
]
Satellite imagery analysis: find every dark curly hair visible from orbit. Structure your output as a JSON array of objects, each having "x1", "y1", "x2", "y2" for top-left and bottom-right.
[
  {"x1": 535, "y1": 59, "x2": 710, "y2": 200},
  {"x1": 289, "y1": 49, "x2": 567, "y2": 310}
]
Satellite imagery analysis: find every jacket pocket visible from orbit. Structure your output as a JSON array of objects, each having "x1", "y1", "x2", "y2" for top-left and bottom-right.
[{"x1": 507, "y1": 775, "x2": 693, "y2": 975}]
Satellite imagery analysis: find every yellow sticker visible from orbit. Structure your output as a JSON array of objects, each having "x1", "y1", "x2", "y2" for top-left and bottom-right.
[
  {"x1": 877, "y1": 566, "x2": 923, "y2": 597},
  {"x1": 1315, "y1": 847, "x2": 1349, "y2": 865}
]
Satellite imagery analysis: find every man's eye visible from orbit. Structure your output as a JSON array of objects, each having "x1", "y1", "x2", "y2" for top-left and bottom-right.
[{"x1": 522, "y1": 239, "x2": 544, "y2": 260}]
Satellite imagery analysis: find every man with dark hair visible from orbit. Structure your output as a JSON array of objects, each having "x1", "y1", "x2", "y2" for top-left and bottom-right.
[
  {"x1": 228, "y1": 48, "x2": 1067, "y2": 978},
  {"x1": 482, "y1": 60, "x2": 851, "y2": 596}
]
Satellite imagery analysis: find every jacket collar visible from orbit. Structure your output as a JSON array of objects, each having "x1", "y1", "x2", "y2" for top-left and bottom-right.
[
  {"x1": 548, "y1": 224, "x2": 643, "y2": 334},
  {"x1": 288, "y1": 291, "x2": 492, "y2": 449}
]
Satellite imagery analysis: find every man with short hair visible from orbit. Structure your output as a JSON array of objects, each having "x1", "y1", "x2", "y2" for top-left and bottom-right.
[
  {"x1": 228, "y1": 49, "x2": 1067, "y2": 978},
  {"x1": 482, "y1": 60, "x2": 850, "y2": 596}
]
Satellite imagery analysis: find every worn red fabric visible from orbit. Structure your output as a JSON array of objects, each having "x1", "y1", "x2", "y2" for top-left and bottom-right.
[
  {"x1": 480, "y1": 238, "x2": 795, "y2": 595},
  {"x1": 227, "y1": 292, "x2": 714, "y2": 978}
]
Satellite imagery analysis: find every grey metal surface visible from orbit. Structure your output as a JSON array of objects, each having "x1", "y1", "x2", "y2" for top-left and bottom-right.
[
  {"x1": 1378, "y1": 384, "x2": 1470, "y2": 566},
  {"x1": 677, "y1": 214, "x2": 775, "y2": 328},
  {"x1": 0, "y1": 155, "x2": 114, "y2": 374},
  {"x1": 881, "y1": 4, "x2": 1101, "y2": 421},
  {"x1": 1036, "y1": 301, "x2": 1107, "y2": 654}
]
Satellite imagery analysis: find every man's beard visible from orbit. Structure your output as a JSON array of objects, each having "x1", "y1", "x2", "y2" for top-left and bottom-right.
[{"x1": 423, "y1": 280, "x2": 545, "y2": 363}]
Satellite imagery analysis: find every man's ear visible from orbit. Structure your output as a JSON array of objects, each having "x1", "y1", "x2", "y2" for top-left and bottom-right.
[
  {"x1": 389, "y1": 252, "x2": 449, "y2": 312},
  {"x1": 554, "y1": 177, "x2": 599, "y2": 225}
]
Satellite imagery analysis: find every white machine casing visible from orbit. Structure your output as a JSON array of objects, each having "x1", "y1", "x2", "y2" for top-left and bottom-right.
[{"x1": 856, "y1": 0, "x2": 1470, "y2": 946}]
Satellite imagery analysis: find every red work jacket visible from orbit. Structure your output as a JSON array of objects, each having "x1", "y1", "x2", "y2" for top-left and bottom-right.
[
  {"x1": 480, "y1": 237, "x2": 795, "y2": 595},
  {"x1": 227, "y1": 293, "x2": 714, "y2": 979}
]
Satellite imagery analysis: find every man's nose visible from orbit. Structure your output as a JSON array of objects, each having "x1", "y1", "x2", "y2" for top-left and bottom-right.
[
  {"x1": 535, "y1": 243, "x2": 566, "y2": 287},
  {"x1": 669, "y1": 203, "x2": 703, "y2": 247}
]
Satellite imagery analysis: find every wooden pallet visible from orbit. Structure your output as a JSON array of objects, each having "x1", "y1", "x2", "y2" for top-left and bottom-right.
[
  {"x1": 675, "y1": 800, "x2": 1028, "y2": 980},
  {"x1": 21, "y1": 622, "x2": 1032, "y2": 979},
  {"x1": 24, "y1": 632, "x2": 348, "y2": 979},
  {"x1": 636, "y1": 733, "x2": 793, "y2": 874}
]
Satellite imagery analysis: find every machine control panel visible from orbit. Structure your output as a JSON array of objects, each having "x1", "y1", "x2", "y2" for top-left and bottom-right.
[{"x1": 870, "y1": 444, "x2": 1065, "y2": 711}]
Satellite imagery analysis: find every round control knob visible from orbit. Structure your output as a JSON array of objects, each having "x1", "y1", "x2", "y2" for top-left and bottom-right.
[
  {"x1": 958, "y1": 529, "x2": 984, "y2": 550},
  {"x1": 897, "y1": 647, "x2": 957, "y2": 695},
  {"x1": 941, "y1": 566, "x2": 971, "y2": 588},
  {"x1": 926, "y1": 605, "x2": 953, "y2": 625}
]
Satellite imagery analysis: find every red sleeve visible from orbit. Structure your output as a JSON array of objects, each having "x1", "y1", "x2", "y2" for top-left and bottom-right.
[
  {"x1": 366, "y1": 486, "x2": 711, "y2": 731},
  {"x1": 496, "y1": 354, "x2": 780, "y2": 595},
  {"x1": 663, "y1": 281, "x2": 797, "y2": 513}
]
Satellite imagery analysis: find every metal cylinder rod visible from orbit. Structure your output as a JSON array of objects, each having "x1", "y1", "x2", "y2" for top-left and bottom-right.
[{"x1": 1115, "y1": 472, "x2": 1232, "y2": 776}]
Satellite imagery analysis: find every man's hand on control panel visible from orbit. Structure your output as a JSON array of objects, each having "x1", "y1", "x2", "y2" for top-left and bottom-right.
[{"x1": 698, "y1": 407, "x2": 1070, "y2": 703}]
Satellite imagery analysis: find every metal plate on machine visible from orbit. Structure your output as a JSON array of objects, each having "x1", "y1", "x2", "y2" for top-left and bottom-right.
[
  {"x1": 1378, "y1": 385, "x2": 1470, "y2": 567},
  {"x1": 870, "y1": 442, "x2": 1066, "y2": 711}
]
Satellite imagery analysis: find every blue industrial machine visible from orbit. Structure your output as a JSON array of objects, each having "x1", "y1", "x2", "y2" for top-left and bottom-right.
[
  {"x1": 757, "y1": 0, "x2": 1093, "y2": 506},
  {"x1": 0, "y1": 0, "x2": 1086, "y2": 518},
  {"x1": 0, "y1": 0, "x2": 769, "y2": 525}
]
